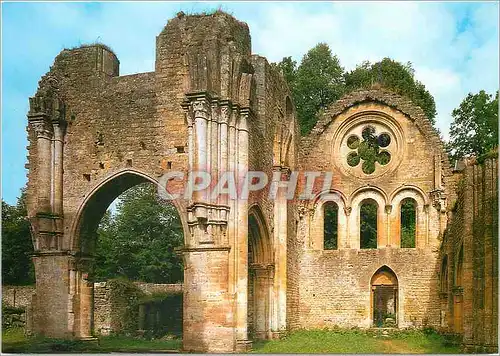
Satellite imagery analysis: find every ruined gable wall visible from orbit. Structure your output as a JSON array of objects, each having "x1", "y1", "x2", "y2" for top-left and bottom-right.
[{"x1": 295, "y1": 89, "x2": 452, "y2": 329}]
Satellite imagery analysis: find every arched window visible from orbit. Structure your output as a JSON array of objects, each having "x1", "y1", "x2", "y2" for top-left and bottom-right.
[
  {"x1": 440, "y1": 256, "x2": 448, "y2": 294},
  {"x1": 400, "y1": 198, "x2": 416, "y2": 248},
  {"x1": 360, "y1": 199, "x2": 378, "y2": 249},
  {"x1": 324, "y1": 202, "x2": 338, "y2": 250}
]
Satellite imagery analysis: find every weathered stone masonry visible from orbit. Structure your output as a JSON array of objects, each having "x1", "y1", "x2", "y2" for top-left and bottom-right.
[
  {"x1": 25, "y1": 11, "x2": 497, "y2": 353},
  {"x1": 439, "y1": 157, "x2": 498, "y2": 352}
]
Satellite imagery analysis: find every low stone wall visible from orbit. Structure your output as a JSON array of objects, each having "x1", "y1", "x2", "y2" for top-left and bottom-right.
[
  {"x1": 2, "y1": 285, "x2": 35, "y2": 330},
  {"x1": 134, "y1": 282, "x2": 183, "y2": 295},
  {"x1": 93, "y1": 281, "x2": 183, "y2": 336},
  {"x1": 2, "y1": 285, "x2": 35, "y2": 308}
]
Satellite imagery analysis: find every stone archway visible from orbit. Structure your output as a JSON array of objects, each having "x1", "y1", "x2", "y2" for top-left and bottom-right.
[
  {"x1": 371, "y1": 266, "x2": 398, "y2": 328},
  {"x1": 247, "y1": 206, "x2": 274, "y2": 340},
  {"x1": 69, "y1": 170, "x2": 187, "y2": 339}
]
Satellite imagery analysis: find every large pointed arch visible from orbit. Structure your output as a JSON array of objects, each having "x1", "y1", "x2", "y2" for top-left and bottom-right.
[{"x1": 70, "y1": 168, "x2": 188, "y2": 252}]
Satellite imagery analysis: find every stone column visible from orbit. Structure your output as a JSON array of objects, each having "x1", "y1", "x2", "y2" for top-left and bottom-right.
[
  {"x1": 272, "y1": 167, "x2": 288, "y2": 336},
  {"x1": 31, "y1": 119, "x2": 53, "y2": 214},
  {"x1": 181, "y1": 93, "x2": 239, "y2": 353},
  {"x1": 181, "y1": 246, "x2": 233, "y2": 353},
  {"x1": 51, "y1": 120, "x2": 66, "y2": 216},
  {"x1": 31, "y1": 252, "x2": 72, "y2": 338},
  {"x1": 235, "y1": 110, "x2": 250, "y2": 350},
  {"x1": 192, "y1": 96, "x2": 209, "y2": 206},
  {"x1": 383, "y1": 204, "x2": 392, "y2": 247}
]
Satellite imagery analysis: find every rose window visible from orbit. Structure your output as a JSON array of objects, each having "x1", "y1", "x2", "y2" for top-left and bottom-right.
[{"x1": 345, "y1": 125, "x2": 392, "y2": 175}]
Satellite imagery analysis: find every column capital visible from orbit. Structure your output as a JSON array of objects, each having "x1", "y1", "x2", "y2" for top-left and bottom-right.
[{"x1": 30, "y1": 119, "x2": 53, "y2": 139}]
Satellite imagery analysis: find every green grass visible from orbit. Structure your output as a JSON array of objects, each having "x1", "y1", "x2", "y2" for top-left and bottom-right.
[
  {"x1": 2, "y1": 328, "x2": 181, "y2": 353},
  {"x1": 2, "y1": 327, "x2": 461, "y2": 354},
  {"x1": 251, "y1": 328, "x2": 461, "y2": 354}
]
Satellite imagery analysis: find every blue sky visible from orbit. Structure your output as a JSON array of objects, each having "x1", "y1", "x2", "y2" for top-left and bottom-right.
[{"x1": 2, "y1": 1, "x2": 499, "y2": 204}]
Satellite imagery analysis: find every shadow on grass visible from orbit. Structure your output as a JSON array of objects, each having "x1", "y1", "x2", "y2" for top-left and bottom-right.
[{"x1": 2, "y1": 328, "x2": 182, "y2": 353}]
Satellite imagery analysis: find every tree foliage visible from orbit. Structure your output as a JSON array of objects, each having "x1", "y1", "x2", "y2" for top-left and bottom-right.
[
  {"x1": 360, "y1": 201, "x2": 377, "y2": 249},
  {"x1": 400, "y1": 199, "x2": 416, "y2": 248},
  {"x1": 276, "y1": 45, "x2": 438, "y2": 135},
  {"x1": 324, "y1": 202, "x2": 338, "y2": 250},
  {"x1": 344, "y1": 58, "x2": 437, "y2": 125},
  {"x1": 277, "y1": 43, "x2": 345, "y2": 135},
  {"x1": 447, "y1": 90, "x2": 498, "y2": 161},
  {"x1": 1, "y1": 189, "x2": 35, "y2": 285},
  {"x1": 93, "y1": 183, "x2": 184, "y2": 284}
]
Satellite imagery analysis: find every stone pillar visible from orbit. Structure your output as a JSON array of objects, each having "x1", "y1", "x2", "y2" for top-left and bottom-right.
[
  {"x1": 383, "y1": 204, "x2": 392, "y2": 247},
  {"x1": 51, "y1": 120, "x2": 66, "y2": 216},
  {"x1": 181, "y1": 93, "x2": 247, "y2": 353},
  {"x1": 235, "y1": 109, "x2": 250, "y2": 351},
  {"x1": 272, "y1": 167, "x2": 288, "y2": 336},
  {"x1": 31, "y1": 253, "x2": 72, "y2": 338},
  {"x1": 181, "y1": 246, "x2": 233, "y2": 353}
]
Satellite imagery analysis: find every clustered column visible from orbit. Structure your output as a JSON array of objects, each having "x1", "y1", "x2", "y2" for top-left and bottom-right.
[{"x1": 181, "y1": 92, "x2": 251, "y2": 353}]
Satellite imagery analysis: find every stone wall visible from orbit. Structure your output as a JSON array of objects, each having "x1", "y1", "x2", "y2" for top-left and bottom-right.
[
  {"x1": 2, "y1": 285, "x2": 36, "y2": 330},
  {"x1": 295, "y1": 89, "x2": 452, "y2": 330},
  {"x1": 440, "y1": 156, "x2": 498, "y2": 353},
  {"x1": 2, "y1": 285, "x2": 35, "y2": 308},
  {"x1": 93, "y1": 281, "x2": 183, "y2": 336}
]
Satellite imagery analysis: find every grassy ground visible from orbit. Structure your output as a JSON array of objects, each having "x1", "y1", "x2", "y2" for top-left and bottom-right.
[
  {"x1": 251, "y1": 328, "x2": 461, "y2": 354},
  {"x1": 2, "y1": 328, "x2": 181, "y2": 353},
  {"x1": 2, "y1": 327, "x2": 460, "y2": 354}
]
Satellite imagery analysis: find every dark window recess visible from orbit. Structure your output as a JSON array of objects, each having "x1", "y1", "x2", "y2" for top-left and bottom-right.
[
  {"x1": 400, "y1": 198, "x2": 416, "y2": 248},
  {"x1": 167, "y1": 161, "x2": 172, "y2": 169},
  {"x1": 176, "y1": 146, "x2": 185, "y2": 153},
  {"x1": 99, "y1": 162, "x2": 105, "y2": 169},
  {"x1": 126, "y1": 159, "x2": 132, "y2": 167},
  {"x1": 324, "y1": 202, "x2": 338, "y2": 250},
  {"x1": 83, "y1": 174, "x2": 91, "y2": 182},
  {"x1": 360, "y1": 199, "x2": 378, "y2": 249}
]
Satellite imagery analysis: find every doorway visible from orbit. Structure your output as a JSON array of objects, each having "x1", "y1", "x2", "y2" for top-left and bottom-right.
[{"x1": 371, "y1": 266, "x2": 398, "y2": 328}]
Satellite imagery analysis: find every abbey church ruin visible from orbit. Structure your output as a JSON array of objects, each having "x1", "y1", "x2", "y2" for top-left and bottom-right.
[{"x1": 24, "y1": 11, "x2": 497, "y2": 353}]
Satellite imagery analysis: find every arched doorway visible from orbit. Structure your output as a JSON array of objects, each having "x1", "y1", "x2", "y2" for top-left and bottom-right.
[
  {"x1": 247, "y1": 206, "x2": 274, "y2": 340},
  {"x1": 371, "y1": 266, "x2": 398, "y2": 328},
  {"x1": 71, "y1": 170, "x2": 186, "y2": 338}
]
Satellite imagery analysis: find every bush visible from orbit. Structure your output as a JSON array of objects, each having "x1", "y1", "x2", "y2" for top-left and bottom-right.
[{"x1": 2, "y1": 305, "x2": 26, "y2": 329}]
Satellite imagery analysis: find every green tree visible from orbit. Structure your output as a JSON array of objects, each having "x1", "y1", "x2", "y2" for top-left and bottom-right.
[
  {"x1": 324, "y1": 202, "x2": 338, "y2": 250},
  {"x1": 400, "y1": 199, "x2": 416, "y2": 248},
  {"x1": 277, "y1": 56, "x2": 297, "y2": 89},
  {"x1": 447, "y1": 90, "x2": 499, "y2": 161},
  {"x1": 2, "y1": 189, "x2": 35, "y2": 285},
  {"x1": 277, "y1": 48, "x2": 438, "y2": 135},
  {"x1": 93, "y1": 183, "x2": 184, "y2": 283},
  {"x1": 278, "y1": 43, "x2": 344, "y2": 135},
  {"x1": 360, "y1": 201, "x2": 377, "y2": 249},
  {"x1": 344, "y1": 58, "x2": 437, "y2": 124}
]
